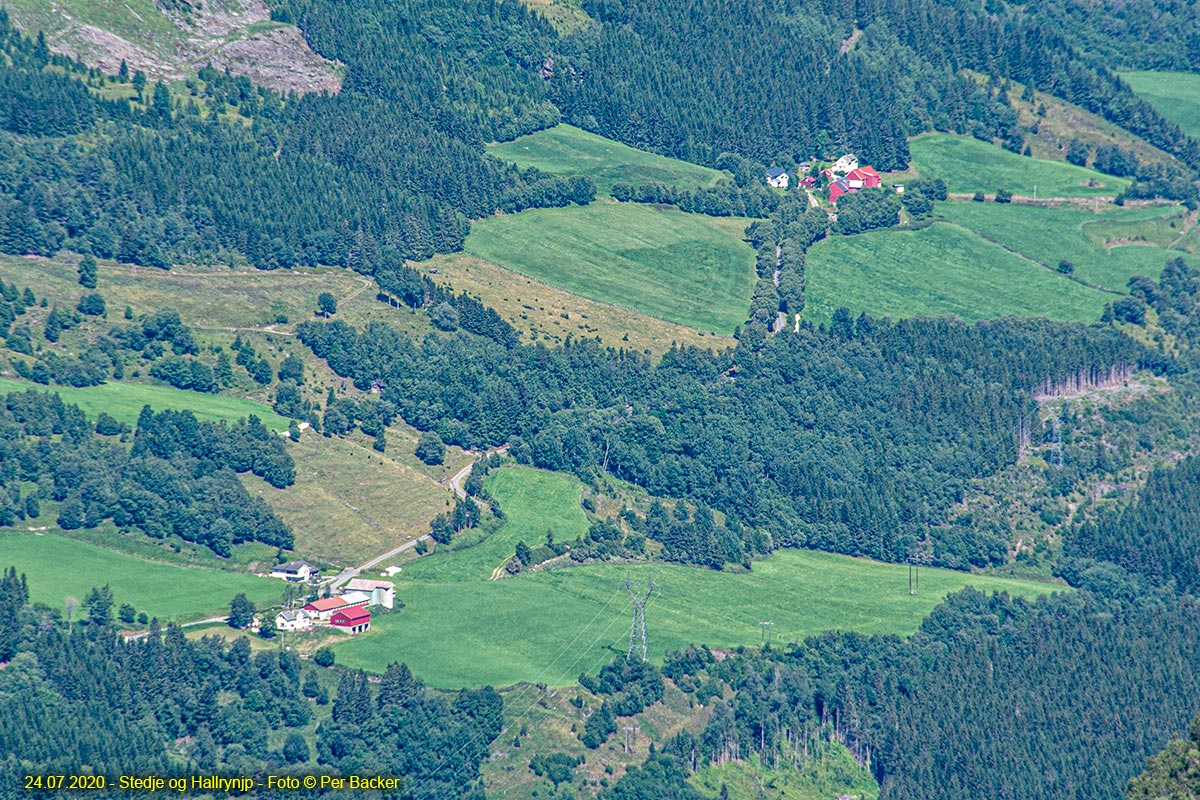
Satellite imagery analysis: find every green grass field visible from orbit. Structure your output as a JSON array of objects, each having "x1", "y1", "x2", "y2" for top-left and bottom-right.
[
  {"x1": 803, "y1": 222, "x2": 1110, "y2": 323},
  {"x1": 1120, "y1": 71, "x2": 1200, "y2": 139},
  {"x1": 487, "y1": 124, "x2": 726, "y2": 196},
  {"x1": 938, "y1": 202, "x2": 1193, "y2": 291},
  {"x1": 909, "y1": 135, "x2": 1129, "y2": 197},
  {"x1": 465, "y1": 203, "x2": 756, "y2": 334},
  {"x1": 0, "y1": 377, "x2": 291, "y2": 431},
  {"x1": 0, "y1": 530, "x2": 284, "y2": 620},
  {"x1": 331, "y1": 467, "x2": 1060, "y2": 689},
  {"x1": 426, "y1": 252, "x2": 732, "y2": 353}
]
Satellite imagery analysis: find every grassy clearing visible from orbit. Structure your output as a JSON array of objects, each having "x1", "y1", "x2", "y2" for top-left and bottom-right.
[
  {"x1": 466, "y1": 204, "x2": 756, "y2": 334},
  {"x1": 488, "y1": 124, "x2": 726, "y2": 196},
  {"x1": 938, "y1": 202, "x2": 1194, "y2": 292},
  {"x1": 330, "y1": 467, "x2": 1060, "y2": 689},
  {"x1": 909, "y1": 135, "x2": 1129, "y2": 197},
  {"x1": 1120, "y1": 71, "x2": 1200, "y2": 140},
  {"x1": 425, "y1": 252, "x2": 731, "y2": 354},
  {"x1": 0, "y1": 376, "x2": 291, "y2": 431},
  {"x1": 802, "y1": 222, "x2": 1109, "y2": 323},
  {"x1": 0, "y1": 252, "x2": 426, "y2": 414},
  {"x1": 1081, "y1": 207, "x2": 1192, "y2": 249},
  {"x1": 0, "y1": 530, "x2": 284, "y2": 620},
  {"x1": 0, "y1": 254, "x2": 373, "y2": 334},
  {"x1": 958, "y1": 73, "x2": 1182, "y2": 169},
  {"x1": 517, "y1": 0, "x2": 593, "y2": 33},
  {"x1": 486, "y1": 679, "x2": 712, "y2": 797},
  {"x1": 691, "y1": 747, "x2": 879, "y2": 800},
  {"x1": 250, "y1": 431, "x2": 455, "y2": 568}
]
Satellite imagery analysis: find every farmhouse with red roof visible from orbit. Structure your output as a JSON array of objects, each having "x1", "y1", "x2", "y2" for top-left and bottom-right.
[{"x1": 303, "y1": 592, "x2": 370, "y2": 621}]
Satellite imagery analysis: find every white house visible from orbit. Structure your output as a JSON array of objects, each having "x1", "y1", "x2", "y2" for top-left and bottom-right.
[
  {"x1": 766, "y1": 167, "x2": 790, "y2": 189},
  {"x1": 275, "y1": 609, "x2": 310, "y2": 632},
  {"x1": 346, "y1": 578, "x2": 396, "y2": 609},
  {"x1": 270, "y1": 560, "x2": 318, "y2": 582},
  {"x1": 832, "y1": 154, "x2": 859, "y2": 174}
]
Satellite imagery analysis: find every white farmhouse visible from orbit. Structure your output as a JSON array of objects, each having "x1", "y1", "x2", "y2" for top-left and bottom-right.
[{"x1": 270, "y1": 560, "x2": 318, "y2": 582}]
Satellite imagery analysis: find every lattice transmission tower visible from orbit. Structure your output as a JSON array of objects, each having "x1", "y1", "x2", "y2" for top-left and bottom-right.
[{"x1": 623, "y1": 572, "x2": 655, "y2": 662}]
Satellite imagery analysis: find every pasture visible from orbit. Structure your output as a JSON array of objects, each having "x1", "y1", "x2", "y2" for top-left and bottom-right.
[
  {"x1": 465, "y1": 203, "x2": 757, "y2": 334},
  {"x1": 251, "y1": 431, "x2": 456, "y2": 567},
  {"x1": 330, "y1": 467, "x2": 1060, "y2": 689},
  {"x1": 424, "y1": 252, "x2": 730, "y2": 353},
  {"x1": 0, "y1": 376, "x2": 291, "y2": 430},
  {"x1": 802, "y1": 222, "x2": 1109, "y2": 323},
  {"x1": 0, "y1": 530, "x2": 284, "y2": 620},
  {"x1": 1120, "y1": 71, "x2": 1200, "y2": 139},
  {"x1": 0, "y1": 254, "x2": 374, "y2": 334},
  {"x1": 487, "y1": 124, "x2": 726, "y2": 196},
  {"x1": 937, "y1": 202, "x2": 1193, "y2": 292},
  {"x1": 908, "y1": 135, "x2": 1129, "y2": 198}
]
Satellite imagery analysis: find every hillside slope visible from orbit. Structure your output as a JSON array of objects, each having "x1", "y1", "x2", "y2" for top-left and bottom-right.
[{"x1": 6, "y1": 0, "x2": 340, "y2": 94}]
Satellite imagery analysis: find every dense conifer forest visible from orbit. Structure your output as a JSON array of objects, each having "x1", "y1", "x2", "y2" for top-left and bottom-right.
[
  {"x1": 545, "y1": 0, "x2": 1200, "y2": 170},
  {"x1": 0, "y1": 8, "x2": 586, "y2": 273}
]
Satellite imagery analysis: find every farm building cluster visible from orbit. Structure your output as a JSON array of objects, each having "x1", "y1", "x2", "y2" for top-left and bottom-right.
[
  {"x1": 766, "y1": 154, "x2": 885, "y2": 203},
  {"x1": 273, "y1": 577, "x2": 395, "y2": 635}
]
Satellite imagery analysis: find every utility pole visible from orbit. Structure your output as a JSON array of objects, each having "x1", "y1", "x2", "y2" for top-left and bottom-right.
[
  {"x1": 909, "y1": 538, "x2": 931, "y2": 596},
  {"x1": 623, "y1": 572, "x2": 655, "y2": 662},
  {"x1": 759, "y1": 620, "x2": 774, "y2": 647},
  {"x1": 623, "y1": 725, "x2": 637, "y2": 753}
]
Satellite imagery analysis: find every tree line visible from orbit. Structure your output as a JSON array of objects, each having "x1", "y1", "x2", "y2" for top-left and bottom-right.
[{"x1": 0, "y1": 6, "x2": 591, "y2": 273}]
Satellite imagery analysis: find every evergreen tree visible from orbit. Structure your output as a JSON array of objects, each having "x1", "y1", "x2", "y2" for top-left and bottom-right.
[{"x1": 77, "y1": 254, "x2": 97, "y2": 288}]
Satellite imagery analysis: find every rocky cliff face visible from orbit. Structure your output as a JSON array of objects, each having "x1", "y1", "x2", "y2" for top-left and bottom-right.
[{"x1": 7, "y1": 0, "x2": 340, "y2": 95}]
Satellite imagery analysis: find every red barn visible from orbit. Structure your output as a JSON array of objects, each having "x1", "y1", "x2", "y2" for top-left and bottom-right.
[
  {"x1": 844, "y1": 166, "x2": 881, "y2": 189},
  {"x1": 829, "y1": 166, "x2": 882, "y2": 203},
  {"x1": 330, "y1": 606, "x2": 371, "y2": 634}
]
